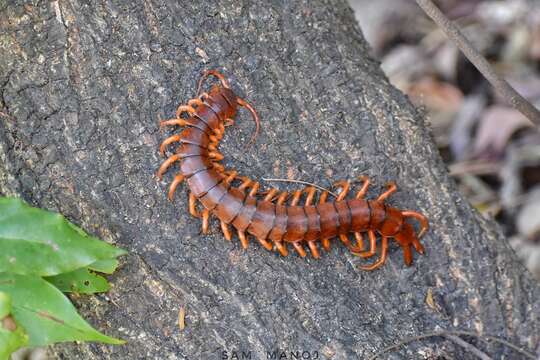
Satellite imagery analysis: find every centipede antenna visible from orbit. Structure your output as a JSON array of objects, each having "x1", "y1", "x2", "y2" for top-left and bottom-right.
[
  {"x1": 262, "y1": 178, "x2": 338, "y2": 197},
  {"x1": 197, "y1": 69, "x2": 231, "y2": 95},
  {"x1": 236, "y1": 97, "x2": 260, "y2": 146}
]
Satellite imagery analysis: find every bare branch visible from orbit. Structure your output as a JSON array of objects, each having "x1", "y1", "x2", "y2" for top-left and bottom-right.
[
  {"x1": 415, "y1": 0, "x2": 540, "y2": 126},
  {"x1": 368, "y1": 330, "x2": 536, "y2": 360}
]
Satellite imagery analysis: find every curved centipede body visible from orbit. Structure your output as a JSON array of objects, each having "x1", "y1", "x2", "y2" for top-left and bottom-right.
[{"x1": 157, "y1": 70, "x2": 429, "y2": 270}]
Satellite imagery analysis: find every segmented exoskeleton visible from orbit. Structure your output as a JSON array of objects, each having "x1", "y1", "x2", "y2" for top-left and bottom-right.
[{"x1": 157, "y1": 70, "x2": 429, "y2": 270}]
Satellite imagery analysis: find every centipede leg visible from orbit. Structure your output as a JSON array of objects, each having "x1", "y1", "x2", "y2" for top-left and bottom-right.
[
  {"x1": 359, "y1": 236, "x2": 388, "y2": 271},
  {"x1": 157, "y1": 154, "x2": 181, "y2": 180},
  {"x1": 334, "y1": 180, "x2": 351, "y2": 201},
  {"x1": 321, "y1": 238, "x2": 331, "y2": 252},
  {"x1": 248, "y1": 182, "x2": 260, "y2": 197},
  {"x1": 223, "y1": 170, "x2": 238, "y2": 186},
  {"x1": 304, "y1": 187, "x2": 316, "y2": 206},
  {"x1": 175, "y1": 105, "x2": 196, "y2": 119},
  {"x1": 275, "y1": 241, "x2": 288, "y2": 256},
  {"x1": 307, "y1": 241, "x2": 320, "y2": 259},
  {"x1": 159, "y1": 134, "x2": 182, "y2": 156},
  {"x1": 355, "y1": 175, "x2": 370, "y2": 199},
  {"x1": 168, "y1": 174, "x2": 185, "y2": 200},
  {"x1": 290, "y1": 190, "x2": 302, "y2": 206},
  {"x1": 377, "y1": 181, "x2": 397, "y2": 201},
  {"x1": 263, "y1": 188, "x2": 279, "y2": 202},
  {"x1": 238, "y1": 230, "x2": 249, "y2": 249},
  {"x1": 238, "y1": 177, "x2": 253, "y2": 191},
  {"x1": 276, "y1": 191, "x2": 289, "y2": 205},
  {"x1": 319, "y1": 190, "x2": 331, "y2": 251},
  {"x1": 213, "y1": 162, "x2": 225, "y2": 173},
  {"x1": 220, "y1": 221, "x2": 232, "y2": 241},
  {"x1": 224, "y1": 118, "x2": 235, "y2": 127},
  {"x1": 188, "y1": 98, "x2": 204, "y2": 108},
  {"x1": 292, "y1": 242, "x2": 307, "y2": 258},
  {"x1": 257, "y1": 238, "x2": 273, "y2": 251},
  {"x1": 201, "y1": 209, "x2": 210, "y2": 234},
  {"x1": 159, "y1": 118, "x2": 189, "y2": 130},
  {"x1": 189, "y1": 193, "x2": 200, "y2": 218}
]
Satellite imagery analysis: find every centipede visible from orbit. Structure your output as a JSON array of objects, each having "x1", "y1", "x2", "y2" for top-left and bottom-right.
[{"x1": 157, "y1": 70, "x2": 429, "y2": 270}]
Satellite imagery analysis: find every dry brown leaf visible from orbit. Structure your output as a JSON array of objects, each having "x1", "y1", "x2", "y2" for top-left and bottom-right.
[
  {"x1": 178, "y1": 307, "x2": 185, "y2": 330},
  {"x1": 473, "y1": 106, "x2": 533, "y2": 159},
  {"x1": 425, "y1": 288, "x2": 436, "y2": 310},
  {"x1": 407, "y1": 76, "x2": 463, "y2": 112}
]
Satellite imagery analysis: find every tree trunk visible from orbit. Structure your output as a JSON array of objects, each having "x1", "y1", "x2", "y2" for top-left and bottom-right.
[{"x1": 1, "y1": 1, "x2": 538, "y2": 359}]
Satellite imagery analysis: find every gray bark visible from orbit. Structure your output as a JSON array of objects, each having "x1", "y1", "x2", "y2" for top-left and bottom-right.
[{"x1": 0, "y1": 0, "x2": 538, "y2": 359}]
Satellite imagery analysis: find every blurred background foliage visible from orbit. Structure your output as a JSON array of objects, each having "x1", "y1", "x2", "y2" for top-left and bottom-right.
[{"x1": 349, "y1": 0, "x2": 540, "y2": 280}]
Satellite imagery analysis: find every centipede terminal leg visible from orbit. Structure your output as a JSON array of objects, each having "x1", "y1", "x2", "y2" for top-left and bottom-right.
[
  {"x1": 359, "y1": 237, "x2": 388, "y2": 271},
  {"x1": 354, "y1": 230, "x2": 377, "y2": 258},
  {"x1": 353, "y1": 232, "x2": 365, "y2": 251},
  {"x1": 402, "y1": 211, "x2": 429, "y2": 239},
  {"x1": 339, "y1": 234, "x2": 363, "y2": 253}
]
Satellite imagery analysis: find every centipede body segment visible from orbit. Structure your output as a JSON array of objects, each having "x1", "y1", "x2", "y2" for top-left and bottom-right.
[{"x1": 157, "y1": 70, "x2": 429, "y2": 270}]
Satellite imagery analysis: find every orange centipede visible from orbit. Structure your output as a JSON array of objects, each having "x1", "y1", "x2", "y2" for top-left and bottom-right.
[{"x1": 157, "y1": 70, "x2": 429, "y2": 270}]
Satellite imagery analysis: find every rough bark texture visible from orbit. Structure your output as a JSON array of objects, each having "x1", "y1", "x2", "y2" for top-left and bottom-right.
[{"x1": 1, "y1": 1, "x2": 539, "y2": 359}]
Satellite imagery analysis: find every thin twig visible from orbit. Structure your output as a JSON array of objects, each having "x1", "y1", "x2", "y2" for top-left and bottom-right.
[
  {"x1": 443, "y1": 334, "x2": 492, "y2": 360},
  {"x1": 368, "y1": 330, "x2": 536, "y2": 360},
  {"x1": 448, "y1": 161, "x2": 502, "y2": 177},
  {"x1": 415, "y1": 0, "x2": 540, "y2": 126},
  {"x1": 262, "y1": 178, "x2": 338, "y2": 197}
]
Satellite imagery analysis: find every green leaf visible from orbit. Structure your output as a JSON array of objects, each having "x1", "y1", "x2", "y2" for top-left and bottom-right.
[
  {"x1": 0, "y1": 320, "x2": 28, "y2": 360},
  {"x1": 0, "y1": 292, "x2": 10, "y2": 318},
  {"x1": 88, "y1": 259, "x2": 120, "y2": 274},
  {"x1": 0, "y1": 197, "x2": 127, "y2": 276},
  {"x1": 45, "y1": 268, "x2": 110, "y2": 294},
  {"x1": 0, "y1": 292, "x2": 29, "y2": 360},
  {"x1": 0, "y1": 273, "x2": 124, "y2": 346}
]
